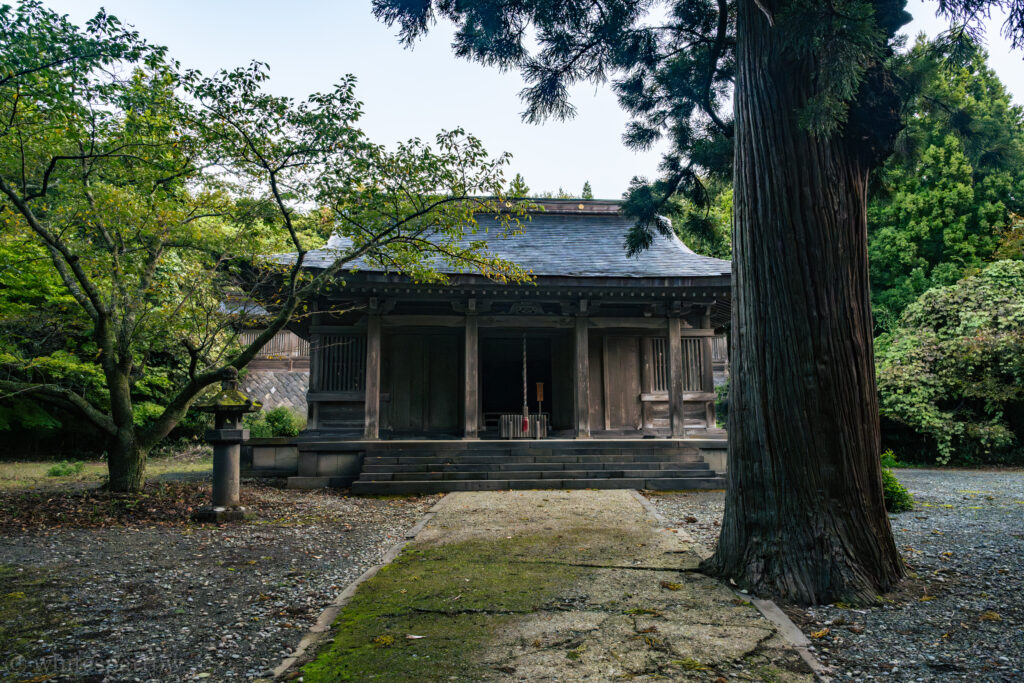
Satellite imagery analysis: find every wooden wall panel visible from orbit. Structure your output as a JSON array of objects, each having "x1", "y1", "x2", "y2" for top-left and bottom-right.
[
  {"x1": 427, "y1": 335, "x2": 460, "y2": 433},
  {"x1": 383, "y1": 331, "x2": 461, "y2": 435},
  {"x1": 604, "y1": 336, "x2": 642, "y2": 430}
]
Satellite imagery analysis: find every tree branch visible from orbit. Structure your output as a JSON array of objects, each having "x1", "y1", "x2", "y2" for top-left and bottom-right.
[{"x1": 0, "y1": 380, "x2": 116, "y2": 436}]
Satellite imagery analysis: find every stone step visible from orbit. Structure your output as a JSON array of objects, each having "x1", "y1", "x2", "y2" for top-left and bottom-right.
[
  {"x1": 362, "y1": 469, "x2": 715, "y2": 482},
  {"x1": 349, "y1": 476, "x2": 725, "y2": 495},
  {"x1": 362, "y1": 461, "x2": 710, "y2": 474},
  {"x1": 363, "y1": 453, "x2": 705, "y2": 466},
  {"x1": 364, "y1": 447, "x2": 701, "y2": 457}
]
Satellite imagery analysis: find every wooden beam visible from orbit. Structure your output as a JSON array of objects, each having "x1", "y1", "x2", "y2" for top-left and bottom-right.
[
  {"x1": 587, "y1": 318, "x2": 716, "y2": 334},
  {"x1": 464, "y1": 313, "x2": 479, "y2": 439},
  {"x1": 574, "y1": 313, "x2": 591, "y2": 438},
  {"x1": 310, "y1": 324, "x2": 367, "y2": 334},
  {"x1": 363, "y1": 314, "x2": 381, "y2": 440},
  {"x1": 479, "y1": 316, "x2": 573, "y2": 328},
  {"x1": 307, "y1": 391, "x2": 366, "y2": 402},
  {"x1": 382, "y1": 315, "x2": 463, "y2": 327},
  {"x1": 667, "y1": 316, "x2": 685, "y2": 437}
]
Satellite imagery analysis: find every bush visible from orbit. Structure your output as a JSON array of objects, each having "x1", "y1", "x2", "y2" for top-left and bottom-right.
[
  {"x1": 715, "y1": 379, "x2": 729, "y2": 429},
  {"x1": 881, "y1": 469, "x2": 913, "y2": 513},
  {"x1": 46, "y1": 460, "x2": 85, "y2": 477},
  {"x1": 880, "y1": 448, "x2": 901, "y2": 468},
  {"x1": 876, "y1": 260, "x2": 1024, "y2": 465},
  {"x1": 244, "y1": 406, "x2": 305, "y2": 438}
]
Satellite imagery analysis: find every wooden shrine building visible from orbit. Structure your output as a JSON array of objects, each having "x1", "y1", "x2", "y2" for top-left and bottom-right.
[{"x1": 278, "y1": 199, "x2": 731, "y2": 493}]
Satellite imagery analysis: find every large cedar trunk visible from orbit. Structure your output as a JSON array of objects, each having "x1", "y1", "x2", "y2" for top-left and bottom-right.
[{"x1": 704, "y1": 0, "x2": 905, "y2": 604}]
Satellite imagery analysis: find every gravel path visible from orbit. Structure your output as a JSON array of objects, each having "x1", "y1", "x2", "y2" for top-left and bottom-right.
[
  {"x1": 645, "y1": 469, "x2": 1024, "y2": 682},
  {"x1": 0, "y1": 484, "x2": 438, "y2": 682}
]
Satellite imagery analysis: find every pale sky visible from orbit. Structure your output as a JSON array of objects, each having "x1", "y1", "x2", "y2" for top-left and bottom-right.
[{"x1": 43, "y1": 1, "x2": 1024, "y2": 199}]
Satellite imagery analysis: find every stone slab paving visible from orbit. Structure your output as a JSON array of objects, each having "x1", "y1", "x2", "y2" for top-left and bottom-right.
[{"x1": 304, "y1": 490, "x2": 814, "y2": 681}]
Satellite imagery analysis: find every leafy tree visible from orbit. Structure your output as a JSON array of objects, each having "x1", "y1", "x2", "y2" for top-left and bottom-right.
[
  {"x1": 581, "y1": 180, "x2": 594, "y2": 199},
  {"x1": 869, "y1": 37, "x2": 1024, "y2": 330},
  {"x1": 373, "y1": 0, "x2": 1024, "y2": 603},
  {"x1": 876, "y1": 260, "x2": 1024, "y2": 465},
  {"x1": 0, "y1": 2, "x2": 526, "y2": 492}
]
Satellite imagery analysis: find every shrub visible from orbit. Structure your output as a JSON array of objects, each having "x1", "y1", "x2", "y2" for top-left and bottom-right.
[
  {"x1": 876, "y1": 260, "x2": 1024, "y2": 465},
  {"x1": 244, "y1": 406, "x2": 305, "y2": 438},
  {"x1": 46, "y1": 460, "x2": 85, "y2": 477},
  {"x1": 880, "y1": 448, "x2": 901, "y2": 468},
  {"x1": 881, "y1": 469, "x2": 913, "y2": 513},
  {"x1": 715, "y1": 379, "x2": 729, "y2": 429}
]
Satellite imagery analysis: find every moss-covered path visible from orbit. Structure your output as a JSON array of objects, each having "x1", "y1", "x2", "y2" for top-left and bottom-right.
[{"x1": 303, "y1": 490, "x2": 815, "y2": 681}]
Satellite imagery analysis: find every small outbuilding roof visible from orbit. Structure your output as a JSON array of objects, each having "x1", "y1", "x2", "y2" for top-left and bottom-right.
[{"x1": 286, "y1": 199, "x2": 730, "y2": 281}]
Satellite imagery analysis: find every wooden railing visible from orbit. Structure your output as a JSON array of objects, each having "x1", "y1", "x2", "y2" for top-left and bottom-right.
[{"x1": 239, "y1": 329, "x2": 310, "y2": 359}]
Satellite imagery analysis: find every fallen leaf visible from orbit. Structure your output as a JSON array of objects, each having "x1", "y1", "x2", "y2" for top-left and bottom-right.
[
  {"x1": 980, "y1": 611, "x2": 1002, "y2": 622},
  {"x1": 810, "y1": 628, "x2": 830, "y2": 639}
]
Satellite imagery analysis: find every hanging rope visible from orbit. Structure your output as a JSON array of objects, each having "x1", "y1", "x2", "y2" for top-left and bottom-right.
[{"x1": 522, "y1": 334, "x2": 529, "y2": 434}]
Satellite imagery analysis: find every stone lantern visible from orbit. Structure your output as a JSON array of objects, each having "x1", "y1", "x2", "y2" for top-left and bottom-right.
[{"x1": 192, "y1": 373, "x2": 261, "y2": 523}]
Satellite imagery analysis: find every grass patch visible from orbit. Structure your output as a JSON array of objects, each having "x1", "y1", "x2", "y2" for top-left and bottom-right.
[
  {"x1": 303, "y1": 534, "x2": 584, "y2": 681},
  {"x1": 0, "y1": 455, "x2": 212, "y2": 491},
  {"x1": 46, "y1": 460, "x2": 86, "y2": 477}
]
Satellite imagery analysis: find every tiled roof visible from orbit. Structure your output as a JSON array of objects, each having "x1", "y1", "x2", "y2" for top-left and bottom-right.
[{"x1": 280, "y1": 201, "x2": 730, "y2": 280}]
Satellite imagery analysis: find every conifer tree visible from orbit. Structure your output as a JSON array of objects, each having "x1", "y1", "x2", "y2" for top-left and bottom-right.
[{"x1": 373, "y1": 0, "x2": 1024, "y2": 603}]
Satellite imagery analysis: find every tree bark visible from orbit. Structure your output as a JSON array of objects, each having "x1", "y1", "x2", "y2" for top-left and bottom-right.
[
  {"x1": 705, "y1": 0, "x2": 905, "y2": 604},
  {"x1": 107, "y1": 426, "x2": 146, "y2": 493},
  {"x1": 105, "y1": 368, "x2": 146, "y2": 493}
]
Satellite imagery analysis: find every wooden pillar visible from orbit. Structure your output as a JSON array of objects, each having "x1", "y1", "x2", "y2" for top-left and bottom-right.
[
  {"x1": 667, "y1": 315, "x2": 685, "y2": 437},
  {"x1": 363, "y1": 312, "x2": 381, "y2": 440},
  {"x1": 463, "y1": 304, "x2": 479, "y2": 439},
  {"x1": 307, "y1": 332, "x2": 321, "y2": 430},
  {"x1": 574, "y1": 306, "x2": 590, "y2": 438},
  {"x1": 702, "y1": 308, "x2": 716, "y2": 429}
]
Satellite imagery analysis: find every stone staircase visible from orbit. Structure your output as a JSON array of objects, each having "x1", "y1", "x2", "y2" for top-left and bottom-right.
[{"x1": 349, "y1": 440, "x2": 725, "y2": 494}]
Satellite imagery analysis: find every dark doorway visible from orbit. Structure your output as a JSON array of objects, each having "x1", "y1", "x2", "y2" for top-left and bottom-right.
[{"x1": 480, "y1": 334, "x2": 553, "y2": 432}]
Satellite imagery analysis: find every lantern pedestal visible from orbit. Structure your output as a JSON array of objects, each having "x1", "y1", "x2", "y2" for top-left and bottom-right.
[{"x1": 191, "y1": 377, "x2": 261, "y2": 524}]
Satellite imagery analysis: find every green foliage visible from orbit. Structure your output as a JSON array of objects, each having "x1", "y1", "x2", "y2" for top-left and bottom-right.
[
  {"x1": 0, "y1": 3, "x2": 529, "y2": 486},
  {"x1": 46, "y1": 460, "x2": 85, "y2": 477},
  {"x1": 869, "y1": 38, "x2": 1024, "y2": 330},
  {"x1": 581, "y1": 181, "x2": 594, "y2": 199},
  {"x1": 509, "y1": 173, "x2": 531, "y2": 198},
  {"x1": 715, "y1": 379, "x2": 730, "y2": 430},
  {"x1": 876, "y1": 260, "x2": 1024, "y2": 465},
  {"x1": 666, "y1": 178, "x2": 733, "y2": 259},
  {"x1": 881, "y1": 469, "x2": 913, "y2": 512},
  {"x1": 244, "y1": 406, "x2": 305, "y2": 438},
  {"x1": 879, "y1": 448, "x2": 901, "y2": 468}
]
